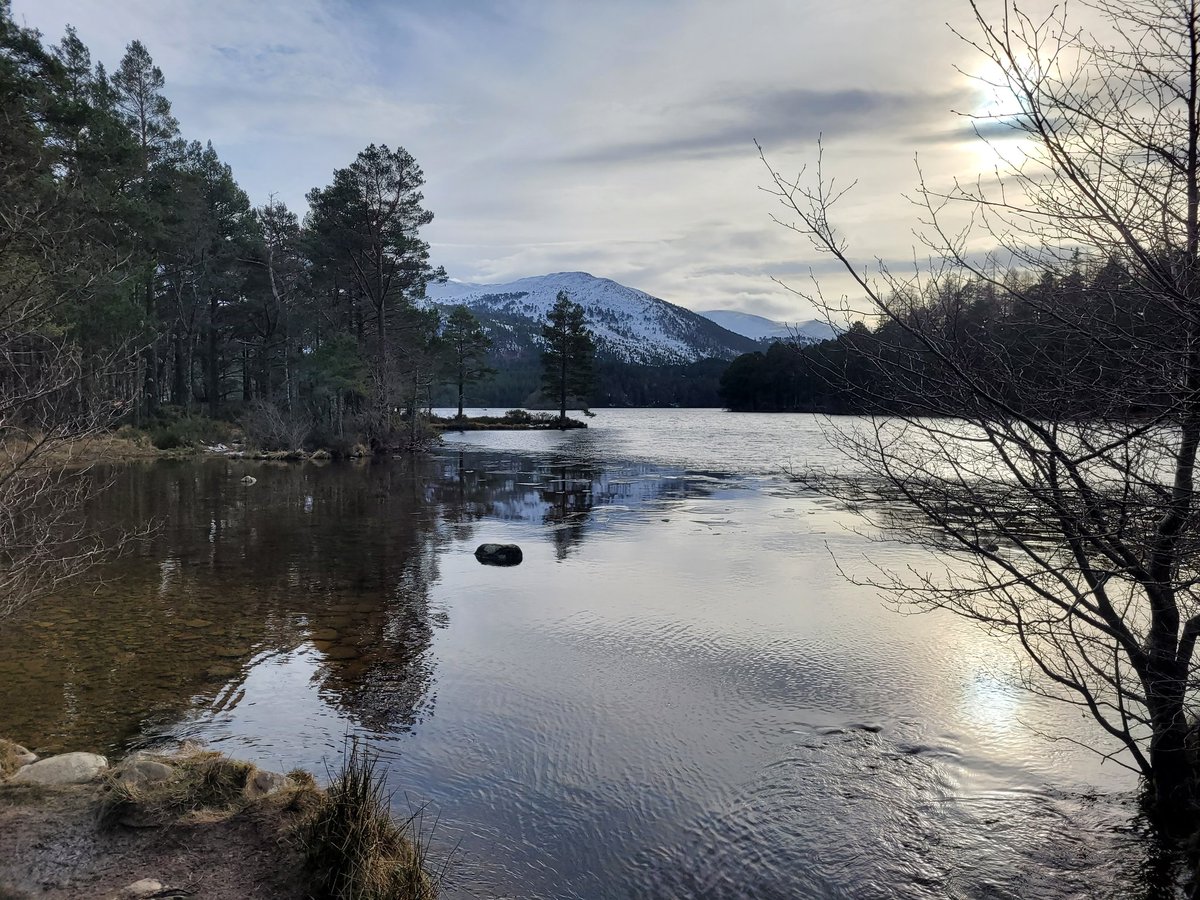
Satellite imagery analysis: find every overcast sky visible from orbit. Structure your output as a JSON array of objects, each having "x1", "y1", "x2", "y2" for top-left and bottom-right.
[{"x1": 13, "y1": 0, "x2": 1004, "y2": 321}]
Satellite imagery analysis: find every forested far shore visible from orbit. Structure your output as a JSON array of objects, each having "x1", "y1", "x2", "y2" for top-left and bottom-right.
[{"x1": 718, "y1": 261, "x2": 1172, "y2": 417}]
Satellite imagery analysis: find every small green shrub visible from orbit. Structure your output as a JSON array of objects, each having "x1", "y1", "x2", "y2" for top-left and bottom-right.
[{"x1": 148, "y1": 413, "x2": 236, "y2": 450}]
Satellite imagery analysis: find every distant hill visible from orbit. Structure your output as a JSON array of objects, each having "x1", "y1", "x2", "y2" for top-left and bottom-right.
[
  {"x1": 699, "y1": 309, "x2": 837, "y2": 344},
  {"x1": 425, "y1": 272, "x2": 760, "y2": 365}
]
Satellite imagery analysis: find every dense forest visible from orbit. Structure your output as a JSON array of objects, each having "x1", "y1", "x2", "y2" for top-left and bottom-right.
[
  {"x1": 719, "y1": 261, "x2": 1170, "y2": 417},
  {"x1": 3, "y1": 6, "x2": 462, "y2": 453},
  {"x1": 431, "y1": 356, "x2": 729, "y2": 409}
]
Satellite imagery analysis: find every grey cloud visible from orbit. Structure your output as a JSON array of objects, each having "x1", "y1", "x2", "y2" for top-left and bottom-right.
[
  {"x1": 561, "y1": 87, "x2": 962, "y2": 166},
  {"x1": 911, "y1": 115, "x2": 1032, "y2": 145}
]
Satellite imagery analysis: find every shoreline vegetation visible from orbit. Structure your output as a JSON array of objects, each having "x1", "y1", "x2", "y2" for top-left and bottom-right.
[
  {"x1": 0, "y1": 737, "x2": 439, "y2": 900},
  {"x1": 21, "y1": 409, "x2": 590, "y2": 466},
  {"x1": 431, "y1": 410, "x2": 587, "y2": 431}
]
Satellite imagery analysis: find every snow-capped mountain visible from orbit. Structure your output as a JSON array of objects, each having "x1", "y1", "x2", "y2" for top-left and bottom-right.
[
  {"x1": 425, "y1": 272, "x2": 760, "y2": 365},
  {"x1": 699, "y1": 309, "x2": 838, "y2": 344}
]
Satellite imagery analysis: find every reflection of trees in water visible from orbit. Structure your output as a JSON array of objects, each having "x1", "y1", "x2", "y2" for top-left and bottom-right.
[
  {"x1": 0, "y1": 453, "x2": 730, "y2": 754},
  {"x1": 0, "y1": 458, "x2": 466, "y2": 751},
  {"x1": 425, "y1": 451, "x2": 600, "y2": 559},
  {"x1": 539, "y1": 458, "x2": 597, "y2": 559},
  {"x1": 430, "y1": 449, "x2": 718, "y2": 559}
]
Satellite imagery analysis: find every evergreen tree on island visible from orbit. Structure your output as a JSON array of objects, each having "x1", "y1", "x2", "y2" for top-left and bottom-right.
[
  {"x1": 442, "y1": 305, "x2": 495, "y2": 418},
  {"x1": 540, "y1": 291, "x2": 595, "y2": 423}
]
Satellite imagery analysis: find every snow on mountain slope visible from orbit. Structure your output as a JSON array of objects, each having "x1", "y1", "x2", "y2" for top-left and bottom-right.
[
  {"x1": 426, "y1": 272, "x2": 760, "y2": 365},
  {"x1": 699, "y1": 309, "x2": 838, "y2": 344}
]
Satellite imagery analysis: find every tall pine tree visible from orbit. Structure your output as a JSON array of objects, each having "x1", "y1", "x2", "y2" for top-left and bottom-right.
[
  {"x1": 442, "y1": 305, "x2": 494, "y2": 418},
  {"x1": 540, "y1": 291, "x2": 594, "y2": 423}
]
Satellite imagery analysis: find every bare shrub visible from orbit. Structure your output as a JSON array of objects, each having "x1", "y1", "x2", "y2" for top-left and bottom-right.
[{"x1": 242, "y1": 399, "x2": 311, "y2": 452}]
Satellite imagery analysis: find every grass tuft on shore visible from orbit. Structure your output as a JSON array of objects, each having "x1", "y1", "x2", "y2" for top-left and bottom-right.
[
  {"x1": 299, "y1": 740, "x2": 437, "y2": 900},
  {"x1": 96, "y1": 750, "x2": 270, "y2": 828},
  {"x1": 0, "y1": 741, "x2": 29, "y2": 778}
]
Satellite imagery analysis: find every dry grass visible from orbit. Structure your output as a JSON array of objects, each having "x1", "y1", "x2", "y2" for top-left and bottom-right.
[
  {"x1": 288, "y1": 768, "x2": 318, "y2": 789},
  {"x1": 96, "y1": 751, "x2": 265, "y2": 829},
  {"x1": 298, "y1": 741, "x2": 439, "y2": 900},
  {"x1": 3, "y1": 431, "x2": 168, "y2": 466},
  {"x1": 0, "y1": 740, "x2": 30, "y2": 778}
]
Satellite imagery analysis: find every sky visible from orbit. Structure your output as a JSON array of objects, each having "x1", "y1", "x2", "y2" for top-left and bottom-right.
[{"x1": 12, "y1": 0, "x2": 1007, "y2": 322}]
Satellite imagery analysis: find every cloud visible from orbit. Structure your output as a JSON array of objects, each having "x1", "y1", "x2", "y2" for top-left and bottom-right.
[
  {"x1": 913, "y1": 115, "x2": 1033, "y2": 145},
  {"x1": 562, "y1": 87, "x2": 963, "y2": 165},
  {"x1": 12, "y1": 0, "x2": 990, "y2": 323}
]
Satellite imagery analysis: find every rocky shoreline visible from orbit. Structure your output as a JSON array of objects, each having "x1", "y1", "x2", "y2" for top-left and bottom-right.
[{"x1": 0, "y1": 738, "x2": 432, "y2": 899}]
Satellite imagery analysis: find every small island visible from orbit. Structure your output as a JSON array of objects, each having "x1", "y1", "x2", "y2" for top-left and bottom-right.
[{"x1": 431, "y1": 410, "x2": 587, "y2": 431}]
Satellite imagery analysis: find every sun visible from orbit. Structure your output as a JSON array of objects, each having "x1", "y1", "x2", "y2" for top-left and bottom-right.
[{"x1": 953, "y1": 60, "x2": 1034, "y2": 176}]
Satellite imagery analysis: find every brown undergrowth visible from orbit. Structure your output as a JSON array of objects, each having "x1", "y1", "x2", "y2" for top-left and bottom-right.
[
  {"x1": 0, "y1": 740, "x2": 29, "y2": 778},
  {"x1": 0, "y1": 741, "x2": 442, "y2": 900}
]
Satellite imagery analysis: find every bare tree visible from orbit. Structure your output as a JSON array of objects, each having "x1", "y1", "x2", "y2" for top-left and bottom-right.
[
  {"x1": 0, "y1": 7, "x2": 136, "y2": 620},
  {"x1": 0, "y1": 338, "x2": 123, "y2": 619},
  {"x1": 252, "y1": 196, "x2": 307, "y2": 412},
  {"x1": 0, "y1": 183, "x2": 132, "y2": 618},
  {"x1": 761, "y1": 0, "x2": 1200, "y2": 822}
]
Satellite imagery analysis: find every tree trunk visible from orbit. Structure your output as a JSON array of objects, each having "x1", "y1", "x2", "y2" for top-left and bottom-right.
[
  {"x1": 207, "y1": 296, "x2": 219, "y2": 419},
  {"x1": 182, "y1": 333, "x2": 194, "y2": 414},
  {"x1": 171, "y1": 329, "x2": 185, "y2": 406},
  {"x1": 142, "y1": 270, "x2": 158, "y2": 418},
  {"x1": 559, "y1": 354, "x2": 567, "y2": 424},
  {"x1": 1149, "y1": 721, "x2": 1196, "y2": 826}
]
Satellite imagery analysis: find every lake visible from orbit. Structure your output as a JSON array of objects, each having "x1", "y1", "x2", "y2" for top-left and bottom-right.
[{"x1": 0, "y1": 409, "x2": 1177, "y2": 899}]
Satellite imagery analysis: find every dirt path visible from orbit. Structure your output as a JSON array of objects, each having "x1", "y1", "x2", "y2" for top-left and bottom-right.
[{"x1": 0, "y1": 775, "x2": 313, "y2": 899}]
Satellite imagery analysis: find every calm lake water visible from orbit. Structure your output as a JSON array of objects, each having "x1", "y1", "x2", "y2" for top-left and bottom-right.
[{"x1": 0, "y1": 409, "x2": 1181, "y2": 898}]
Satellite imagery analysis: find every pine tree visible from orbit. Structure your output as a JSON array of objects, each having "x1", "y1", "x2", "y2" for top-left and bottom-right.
[
  {"x1": 305, "y1": 144, "x2": 446, "y2": 444},
  {"x1": 540, "y1": 291, "x2": 595, "y2": 423},
  {"x1": 111, "y1": 40, "x2": 178, "y2": 163},
  {"x1": 442, "y1": 305, "x2": 494, "y2": 418},
  {"x1": 112, "y1": 39, "x2": 181, "y2": 417}
]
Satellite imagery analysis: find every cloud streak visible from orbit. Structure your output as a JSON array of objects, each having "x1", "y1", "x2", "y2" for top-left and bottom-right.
[{"x1": 563, "y1": 87, "x2": 963, "y2": 165}]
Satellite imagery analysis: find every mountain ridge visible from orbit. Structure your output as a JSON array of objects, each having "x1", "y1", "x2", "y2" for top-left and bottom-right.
[
  {"x1": 425, "y1": 272, "x2": 760, "y2": 365},
  {"x1": 698, "y1": 309, "x2": 837, "y2": 344}
]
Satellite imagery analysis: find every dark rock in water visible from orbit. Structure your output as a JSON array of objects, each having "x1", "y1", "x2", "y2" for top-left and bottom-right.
[{"x1": 475, "y1": 543, "x2": 523, "y2": 566}]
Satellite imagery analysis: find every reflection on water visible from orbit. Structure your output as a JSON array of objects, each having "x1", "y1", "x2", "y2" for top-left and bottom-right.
[
  {"x1": 0, "y1": 410, "x2": 1188, "y2": 899},
  {"x1": 1, "y1": 457, "x2": 448, "y2": 751},
  {"x1": 0, "y1": 451, "x2": 720, "y2": 754}
]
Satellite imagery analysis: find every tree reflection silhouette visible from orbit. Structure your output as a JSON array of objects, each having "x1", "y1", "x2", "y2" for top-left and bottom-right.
[{"x1": 0, "y1": 452, "x2": 711, "y2": 753}]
